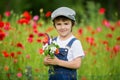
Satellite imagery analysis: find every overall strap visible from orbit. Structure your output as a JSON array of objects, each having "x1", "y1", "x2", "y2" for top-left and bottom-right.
[
  {"x1": 66, "y1": 38, "x2": 76, "y2": 48},
  {"x1": 52, "y1": 37, "x2": 57, "y2": 41}
]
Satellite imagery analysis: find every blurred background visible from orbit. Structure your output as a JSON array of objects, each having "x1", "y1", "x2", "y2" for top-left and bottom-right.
[
  {"x1": 0, "y1": 0, "x2": 119, "y2": 21},
  {"x1": 0, "y1": 0, "x2": 120, "y2": 80}
]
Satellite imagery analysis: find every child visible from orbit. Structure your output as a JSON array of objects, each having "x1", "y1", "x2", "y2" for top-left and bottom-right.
[{"x1": 43, "y1": 7, "x2": 85, "y2": 80}]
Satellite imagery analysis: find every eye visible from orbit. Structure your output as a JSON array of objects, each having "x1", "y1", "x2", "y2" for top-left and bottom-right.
[
  {"x1": 56, "y1": 23, "x2": 61, "y2": 26},
  {"x1": 64, "y1": 22, "x2": 68, "y2": 25}
]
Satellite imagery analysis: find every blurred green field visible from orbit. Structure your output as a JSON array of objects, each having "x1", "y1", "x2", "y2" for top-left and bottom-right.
[{"x1": 0, "y1": 10, "x2": 120, "y2": 80}]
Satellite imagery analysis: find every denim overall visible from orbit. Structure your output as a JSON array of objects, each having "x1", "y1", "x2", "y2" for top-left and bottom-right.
[{"x1": 49, "y1": 37, "x2": 77, "y2": 80}]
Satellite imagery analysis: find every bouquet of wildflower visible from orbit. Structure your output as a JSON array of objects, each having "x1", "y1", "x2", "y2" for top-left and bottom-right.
[
  {"x1": 42, "y1": 35, "x2": 59, "y2": 74},
  {"x1": 43, "y1": 40, "x2": 59, "y2": 58}
]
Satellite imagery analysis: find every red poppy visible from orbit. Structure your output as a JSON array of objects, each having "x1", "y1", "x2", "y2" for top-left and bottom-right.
[
  {"x1": 78, "y1": 28, "x2": 83, "y2": 35},
  {"x1": 4, "y1": 22, "x2": 11, "y2": 30},
  {"x1": 33, "y1": 28, "x2": 38, "y2": 34},
  {"x1": 99, "y1": 8, "x2": 106, "y2": 15},
  {"x1": 4, "y1": 11, "x2": 11, "y2": 17},
  {"x1": 10, "y1": 52, "x2": 15, "y2": 58},
  {"x1": 86, "y1": 37, "x2": 95, "y2": 46},
  {"x1": 17, "y1": 51, "x2": 22, "y2": 55},
  {"x1": 0, "y1": 29, "x2": 6, "y2": 40},
  {"x1": 109, "y1": 26, "x2": 115, "y2": 31},
  {"x1": 2, "y1": 51, "x2": 9, "y2": 58},
  {"x1": 102, "y1": 40, "x2": 109, "y2": 46},
  {"x1": 37, "y1": 38, "x2": 41, "y2": 43},
  {"x1": 45, "y1": 11, "x2": 51, "y2": 17},
  {"x1": 23, "y1": 11, "x2": 32, "y2": 21},
  {"x1": 106, "y1": 33, "x2": 112, "y2": 38},
  {"x1": 17, "y1": 18, "x2": 30, "y2": 24},
  {"x1": 16, "y1": 42, "x2": 24, "y2": 49},
  {"x1": 27, "y1": 37, "x2": 33, "y2": 43},
  {"x1": 112, "y1": 45, "x2": 120, "y2": 54},
  {"x1": 117, "y1": 36, "x2": 120, "y2": 41},
  {"x1": 102, "y1": 19, "x2": 110, "y2": 27},
  {"x1": 39, "y1": 48, "x2": 44, "y2": 54},
  {"x1": 29, "y1": 34, "x2": 34, "y2": 38},
  {"x1": 42, "y1": 37, "x2": 49, "y2": 45},
  {"x1": 0, "y1": 21, "x2": 4, "y2": 28},
  {"x1": 38, "y1": 32, "x2": 45, "y2": 37}
]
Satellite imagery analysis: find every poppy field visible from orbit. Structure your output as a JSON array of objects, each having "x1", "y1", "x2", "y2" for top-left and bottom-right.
[{"x1": 0, "y1": 8, "x2": 120, "y2": 80}]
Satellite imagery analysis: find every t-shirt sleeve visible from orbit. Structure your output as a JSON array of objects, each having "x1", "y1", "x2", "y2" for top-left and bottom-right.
[{"x1": 71, "y1": 40, "x2": 85, "y2": 59}]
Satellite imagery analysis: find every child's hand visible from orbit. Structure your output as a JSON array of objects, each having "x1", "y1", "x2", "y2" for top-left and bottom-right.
[
  {"x1": 44, "y1": 56, "x2": 59, "y2": 66},
  {"x1": 43, "y1": 55, "x2": 50, "y2": 66}
]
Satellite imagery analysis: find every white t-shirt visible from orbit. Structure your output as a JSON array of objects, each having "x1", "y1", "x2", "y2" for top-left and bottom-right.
[{"x1": 56, "y1": 35, "x2": 85, "y2": 61}]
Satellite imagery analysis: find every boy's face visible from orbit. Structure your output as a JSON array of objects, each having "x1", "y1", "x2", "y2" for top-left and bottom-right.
[{"x1": 54, "y1": 19, "x2": 73, "y2": 38}]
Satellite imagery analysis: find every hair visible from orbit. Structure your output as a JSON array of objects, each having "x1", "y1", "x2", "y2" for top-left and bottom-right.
[{"x1": 53, "y1": 16, "x2": 75, "y2": 27}]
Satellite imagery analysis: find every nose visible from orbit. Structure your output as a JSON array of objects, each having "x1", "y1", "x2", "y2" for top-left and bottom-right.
[{"x1": 60, "y1": 24, "x2": 65, "y2": 29}]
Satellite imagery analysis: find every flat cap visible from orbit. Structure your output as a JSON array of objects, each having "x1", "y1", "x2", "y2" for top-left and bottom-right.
[{"x1": 51, "y1": 7, "x2": 76, "y2": 21}]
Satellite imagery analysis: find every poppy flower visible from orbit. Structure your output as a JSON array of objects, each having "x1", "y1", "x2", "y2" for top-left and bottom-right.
[
  {"x1": 27, "y1": 37, "x2": 33, "y2": 43},
  {"x1": 0, "y1": 21, "x2": 4, "y2": 28},
  {"x1": 16, "y1": 42, "x2": 24, "y2": 49},
  {"x1": 29, "y1": 34, "x2": 34, "y2": 38},
  {"x1": 112, "y1": 45, "x2": 120, "y2": 54},
  {"x1": 10, "y1": 52, "x2": 15, "y2": 58},
  {"x1": 45, "y1": 11, "x2": 51, "y2": 17},
  {"x1": 4, "y1": 11, "x2": 11, "y2": 17},
  {"x1": 16, "y1": 72, "x2": 22, "y2": 78},
  {"x1": 117, "y1": 36, "x2": 120, "y2": 41},
  {"x1": 17, "y1": 18, "x2": 30, "y2": 24},
  {"x1": 102, "y1": 19, "x2": 110, "y2": 27},
  {"x1": 86, "y1": 37, "x2": 95, "y2": 46},
  {"x1": 106, "y1": 33, "x2": 112, "y2": 38},
  {"x1": 99, "y1": 8, "x2": 106, "y2": 15},
  {"x1": 33, "y1": 15, "x2": 39, "y2": 21},
  {"x1": 33, "y1": 28, "x2": 38, "y2": 34},
  {"x1": 102, "y1": 40, "x2": 109, "y2": 46},
  {"x1": 37, "y1": 38, "x2": 41, "y2": 43},
  {"x1": 42, "y1": 37, "x2": 49, "y2": 45},
  {"x1": 4, "y1": 22, "x2": 11, "y2": 31},
  {"x1": 17, "y1": 51, "x2": 22, "y2": 55},
  {"x1": 39, "y1": 48, "x2": 44, "y2": 54},
  {"x1": 78, "y1": 28, "x2": 83, "y2": 35},
  {"x1": 38, "y1": 32, "x2": 45, "y2": 37},
  {"x1": 23, "y1": 11, "x2": 31, "y2": 21},
  {"x1": 0, "y1": 29, "x2": 6, "y2": 40},
  {"x1": 2, "y1": 51, "x2": 9, "y2": 58}
]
